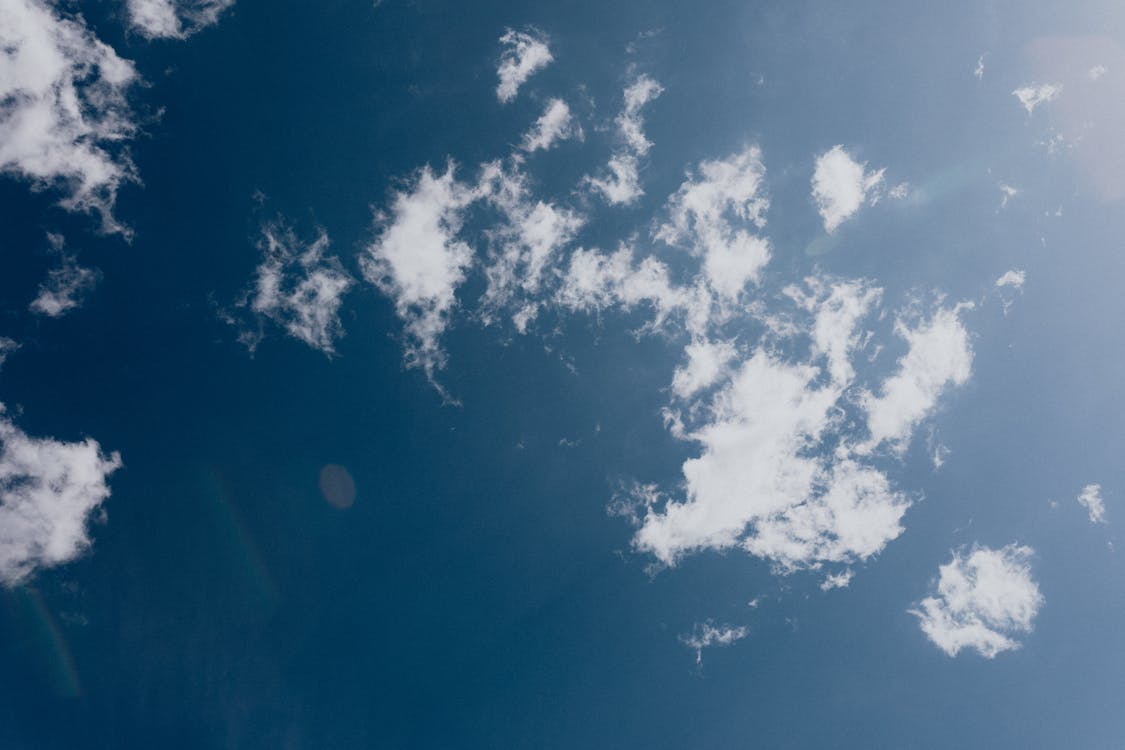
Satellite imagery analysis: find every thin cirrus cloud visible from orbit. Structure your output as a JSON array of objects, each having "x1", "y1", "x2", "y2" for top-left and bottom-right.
[
  {"x1": 496, "y1": 28, "x2": 553, "y2": 103},
  {"x1": 911, "y1": 544, "x2": 1044, "y2": 658},
  {"x1": 0, "y1": 405, "x2": 122, "y2": 586},
  {"x1": 0, "y1": 0, "x2": 140, "y2": 233},
  {"x1": 126, "y1": 0, "x2": 234, "y2": 39},
  {"x1": 234, "y1": 219, "x2": 354, "y2": 357}
]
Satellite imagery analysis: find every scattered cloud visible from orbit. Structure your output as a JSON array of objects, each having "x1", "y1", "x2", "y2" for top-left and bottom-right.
[
  {"x1": 521, "y1": 98, "x2": 581, "y2": 152},
  {"x1": 820, "y1": 568, "x2": 854, "y2": 591},
  {"x1": 1089, "y1": 64, "x2": 1108, "y2": 81},
  {"x1": 234, "y1": 219, "x2": 354, "y2": 356},
  {"x1": 911, "y1": 544, "x2": 1043, "y2": 658},
  {"x1": 998, "y1": 183, "x2": 1019, "y2": 210},
  {"x1": 680, "y1": 621, "x2": 748, "y2": 665},
  {"x1": 0, "y1": 0, "x2": 139, "y2": 232},
  {"x1": 811, "y1": 146, "x2": 887, "y2": 233},
  {"x1": 496, "y1": 28, "x2": 552, "y2": 103},
  {"x1": 360, "y1": 163, "x2": 477, "y2": 388},
  {"x1": 995, "y1": 269, "x2": 1025, "y2": 290},
  {"x1": 671, "y1": 338, "x2": 738, "y2": 400},
  {"x1": 0, "y1": 404, "x2": 122, "y2": 586},
  {"x1": 29, "y1": 240, "x2": 101, "y2": 318},
  {"x1": 1012, "y1": 83, "x2": 1061, "y2": 114},
  {"x1": 859, "y1": 303, "x2": 973, "y2": 454},
  {"x1": 126, "y1": 0, "x2": 234, "y2": 39},
  {"x1": 586, "y1": 75, "x2": 663, "y2": 205},
  {"x1": 656, "y1": 146, "x2": 771, "y2": 299},
  {"x1": 0, "y1": 339, "x2": 19, "y2": 369},
  {"x1": 974, "y1": 54, "x2": 986, "y2": 80},
  {"x1": 1077, "y1": 483, "x2": 1107, "y2": 524}
]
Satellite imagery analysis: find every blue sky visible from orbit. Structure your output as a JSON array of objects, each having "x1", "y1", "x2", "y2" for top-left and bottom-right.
[{"x1": 1, "y1": 0, "x2": 1124, "y2": 747}]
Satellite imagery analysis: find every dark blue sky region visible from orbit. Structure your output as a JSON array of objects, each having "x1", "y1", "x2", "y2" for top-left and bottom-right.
[{"x1": 0, "y1": 0, "x2": 1124, "y2": 748}]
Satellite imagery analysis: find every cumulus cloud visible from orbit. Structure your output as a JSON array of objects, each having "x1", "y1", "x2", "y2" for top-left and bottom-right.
[
  {"x1": 126, "y1": 0, "x2": 234, "y2": 39},
  {"x1": 235, "y1": 220, "x2": 354, "y2": 356},
  {"x1": 29, "y1": 246, "x2": 100, "y2": 318},
  {"x1": 1077, "y1": 483, "x2": 1107, "y2": 524},
  {"x1": 820, "y1": 568, "x2": 854, "y2": 591},
  {"x1": 911, "y1": 544, "x2": 1043, "y2": 658},
  {"x1": 0, "y1": 0, "x2": 139, "y2": 231},
  {"x1": 586, "y1": 75, "x2": 663, "y2": 205},
  {"x1": 521, "y1": 98, "x2": 580, "y2": 152},
  {"x1": 0, "y1": 405, "x2": 122, "y2": 586},
  {"x1": 361, "y1": 163, "x2": 478, "y2": 386},
  {"x1": 656, "y1": 146, "x2": 771, "y2": 299},
  {"x1": 811, "y1": 145, "x2": 887, "y2": 233},
  {"x1": 995, "y1": 269, "x2": 1026, "y2": 290},
  {"x1": 680, "y1": 621, "x2": 748, "y2": 665},
  {"x1": 496, "y1": 28, "x2": 552, "y2": 103},
  {"x1": 1012, "y1": 83, "x2": 1061, "y2": 114},
  {"x1": 859, "y1": 303, "x2": 973, "y2": 454}
]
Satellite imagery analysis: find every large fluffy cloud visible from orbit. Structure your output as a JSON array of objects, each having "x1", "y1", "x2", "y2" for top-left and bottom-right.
[
  {"x1": 0, "y1": 0, "x2": 139, "y2": 231},
  {"x1": 235, "y1": 220, "x2": 354, "y2": 356},
  {"x1": 126, "y1": 0, "x2": 234, "y2": 39},
  {"x1": 0, "y1": 405, "x2": 122, "y2": 586},
  {"x1": 911, "y1": 544, "x2": 1043, "y2": 658}
]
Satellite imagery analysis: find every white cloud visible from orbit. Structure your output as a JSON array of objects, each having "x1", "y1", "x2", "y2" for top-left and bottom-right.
[
  {"x1": 680, "y1": 621, "x2": 748, "y2": 665},
  {"x1": 811, "y1": 145, "x2": 887, "y2": 233},
  {"x1": 785, "y1": 277, "x2": 882, "y2": 385},
  {"x1": 556, "y1": 244, "x2": 696, "y2": 331},
  {"x1": 360, "y1": 163, "x2": 477, "y2": 385},
  {"x1": 1089, "y1": 64, "x2": 1108, "y2": 81},
  {"x1": 995, "y1": 269, "x2": 1025, "y2": 290},
  {"x1": 1012, "y1": 83, "x2": 1061, "y2": 114},
  {"x1": 974, "y1": 54, "x2": 985, "y2": 80},
  {"x1": 0, "y1": 0, "x2": 139, "y2": 231},
  {"x1": 126, "y1": 0, "x2": 234, "y2": 39},
  {"x1": 496, "y1": 28, "x2": 552, "y2": 104},
  {"x1": 0, "y1": 338, "x2": 19, "y2": 368},
  {"x1": 820, "y1": 568, "x2": 854, "y2": 591},
  {"x1": 0, "y1": 405, "x2": 122, "y2": 586},
  {"x1": 671, "y1": 338, "x2": 737, "y2": 400},
  {"x1": 521, "y1": 98, "x2": 580, "y2": 152},
  {"x1": 860, "y1": 303, "x2": 973, "y2": 454},
  {"x1": 656, "y1": 146, "x2": 771, "y2": 299},
  {"x1": 1077, "y1": 483, "x2": 1107, "y2": 524},
  {"x1": 29, "y1": 248, "x2": 100, "y2": 318},
  {"x1": 477, "y1": 161, "x2": 583, "y2": 331},
  {"x1": 586, "y1": 75, "x2": 663, "y2": 205},
  {"x1": 911, "y1": 544, "x2": 1043, "y2": 658},
  {"x1": 236, "y1": 220, "x2": 354, "y2": 356}
]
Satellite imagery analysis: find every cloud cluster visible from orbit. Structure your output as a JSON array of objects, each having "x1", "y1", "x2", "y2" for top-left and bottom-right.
[
  {"x1": 126, "y1": 0, "x2": 234, "y2": 39},
  {"x1": 1012, "y1": 83, "x2": 1061, "y2": 114},
  {"x1": 236, "y1": 220, "x2": 354, "y2": 356},
  {"x1": 0, "y1": 0, "x2": 140, "y2": 231},
  {"x1": 496, "y1": 28, "x2": 552, "y2": 103},
  {"x1": 911, "y1": 544, "x2": 1043, "y2": 658},
  {"x1": 0, "y1": 405, "x2": 122, "y2": 586}
]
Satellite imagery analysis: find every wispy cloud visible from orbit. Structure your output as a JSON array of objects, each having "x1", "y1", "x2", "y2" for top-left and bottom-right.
[
  {"x1": 586, "y1": 75, "x2": 663, "y2": 205},
  {"x1": 1077, "y1": 483, "x2": 1107, "y2": 524},
  {"x1": 126, "y1": 0, "x2": 234, "y2": 39}
]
